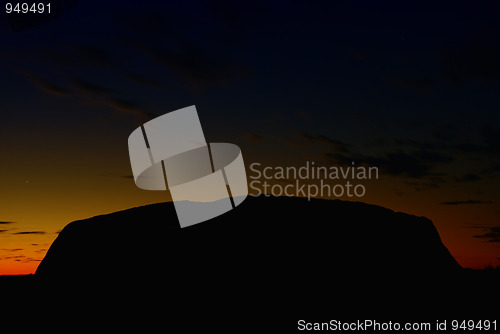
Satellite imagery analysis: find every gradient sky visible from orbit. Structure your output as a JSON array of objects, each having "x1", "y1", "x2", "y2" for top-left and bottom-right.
[{"x1": 1, "y1": 0, "x2": 500, "y2": 274}]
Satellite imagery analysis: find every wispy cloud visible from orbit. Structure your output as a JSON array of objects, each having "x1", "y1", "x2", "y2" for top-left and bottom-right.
[
  {"x1": 440, "y1": 200, "x2": 494, "y2": 205},
  {"x1": 0, "y1": 221, "x2": 15, "y2": 233},
  {"x1": 65, "y1": 44, "x2": 114, "y2": 68},
  {"x1": 327, "y1": 150, "x2": 452, "y2": 179},
  {"x1": 12, "y1": 56, "x2": 155, "y2": 122},
  {"x1": 406, "y1": 180, "x2": 443, "y2": 191},
  {"x1": 299, "y1": 132, "x2": 351, "y2": 152},
  {"x1": 473, "y1": 226, "x2": 500, "y2": 243},
  {"x1": 2, "y1": 254, "x2": 42, "y2": 263},
  {"x1": 20, "y1": 69, "x2": 156, "y2": 121},
  {"x1": 245, "y1": 132, "x2": 267, "y2": 144},
  {"x1": 290, "y1": 131, "x2": 454, "y2": 182},
  {"x1": 102, "y1": 98, "x2": 155, "y2": 119},
  {"x1": 12, "y1": 231, "x2": 46, "y2": 235},
  {"x1": 133, "y1": 40, "x2": 245, "y2": 90},
  {"x1": 71, "y1": 77, "x2": 115, "y2": 95},
  {"x1": 454, "y1": 173, "x2": 481, "y2": 183},
  {"x1": 15, "y1": 69, "x2": 71, "y2": 97}
]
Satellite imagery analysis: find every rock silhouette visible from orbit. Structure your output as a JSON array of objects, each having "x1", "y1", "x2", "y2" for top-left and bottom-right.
[
  {"x1": 5, "y1": 196, "x2": 498, "y2": 326},
  {"x1": 36, "y1": 196, "x2": 461, "y2": 280}
]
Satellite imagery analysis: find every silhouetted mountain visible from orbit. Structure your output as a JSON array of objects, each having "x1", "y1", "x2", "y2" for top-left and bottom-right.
[
  {"x1": 36, "y1": 196, "x2": 461, "y2": 278},
  {"x1": 32, "y1": 197, "x2": 498, "y2": 324}
]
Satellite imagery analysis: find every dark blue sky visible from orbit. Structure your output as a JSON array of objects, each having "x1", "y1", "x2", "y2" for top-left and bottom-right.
[{"x1": 1, "y1": 0, "x2": 500, "y2": 272}]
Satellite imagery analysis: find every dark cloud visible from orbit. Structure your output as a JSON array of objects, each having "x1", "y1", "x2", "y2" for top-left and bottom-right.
[
  {"x1": 16, "y1": 70, "x2": 71, "y2": 96},
  {"x1": 102, "y1": 98, "x2": 155, "y2": 120},
  {"x1": 5, "y1": 255, "x2": 42, "y2": 263},
  {"x1": 429, "y1": 123, "x2": 459, "y2": 142},
  {"x1": 12, "y1": 231, "x2": 46, "y2": 235},
  {"x1": 479, "y1": 125, "x2": 500, "y2": 158},
  {"x1": 302, "y1": 131, "x2": 456, "y2": 182},
  {"x1": 70, "y1": 76, "x2": 156, "y2": 120},
  {"x1": 328, "y1": 150, "x2": 451, "y2": 179},
  {"x1": 137, "y1": 42, "x2": 243, "y2": 89},
  {"x1": 23, "y1": 257, "x2": 42, "y2": 263},
  {"x1": 446, "y1": 130, "x2": 500, "y2": 178},
  {"x1": 9, "y1": 41, "x2": 156, "y2": 123},
  {"x1": 66, "y1": 44, "x2": 114, "y2": 67},
  {"x1": 440, "y1": 200, "x2": 494, "y2": 205},
  {"x1": 473, "y1": 226, "x2": 500, "y2": 243},
  {"x1": 299, "y1": 132, "x2": 350, "y2": 153},
  {"x1": 0, "y1": 230, "x2": 9, "y2": 233},
  {"x1": 36, "y1": 75, "x2": 154, "y2": 120},
  {"x1": 405, "y1": 180, "x2": 442, "y2": 192},
  {"x1": 373, "y1": 152, "x2": 435, "y2": 178},
  {"x1": 413, "y1": 150, "x2": 452, "y2": 164},
  {"x1": 72, "y1": 78, "x2": 114, "y2": 95},
  {"x1": 116, "y1": 7, "x2": 251, "y2": 91},
  {"x1": 390, "y1": 138, "x2": 438, "y2": 151},
  {"x1": 4, "y1": 256, "x2": 25, "y2": 260},
  {"x1": 125, "y1": 73, "x2": 170, "y2": 90},
  {"x1": 245, "y1": 132, "x2": 267, "y2": 144},
  {"x1": 32, "y1": 78, "x2": 70, "y2": 96},
  {"x1": 0, "y1": 221, "x2": 15, "y2": 225},
  {"x1": 303, "y1": 131, "x2": 455, "y2": 181},
  {"x1": 451, "y1": 142, "x2": 490, "y2": 155},
  {"x1": 454, "y1": 173, "x2": 481, "y2": 183}
]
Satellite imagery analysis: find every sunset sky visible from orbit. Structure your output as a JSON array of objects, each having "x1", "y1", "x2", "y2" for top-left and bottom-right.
[{"x1": 1, "y1": 0, "x2": 500, "y2": 274}]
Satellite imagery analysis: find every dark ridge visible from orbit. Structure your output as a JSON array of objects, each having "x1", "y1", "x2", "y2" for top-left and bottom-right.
[
  {"x1": 9, "y1": 196, "x2": 496, "y2": 325},
  {"x1": 36, "y1": 196, "x2": 461, "y2": 279}
]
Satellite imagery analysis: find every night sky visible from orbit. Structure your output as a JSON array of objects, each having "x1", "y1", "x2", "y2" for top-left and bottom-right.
[{"x1": 1, "y1": 0, "x2": 500, "y2": 274}]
